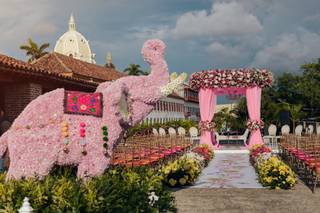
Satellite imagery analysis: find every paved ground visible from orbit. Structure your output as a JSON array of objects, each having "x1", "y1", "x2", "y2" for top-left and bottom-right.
[
  {"x1": 174, "y1": 181, "x2": 320, "y2": 213},
  {"x1": 191, "y1": 153, "x2": 262, "y2": 189}
]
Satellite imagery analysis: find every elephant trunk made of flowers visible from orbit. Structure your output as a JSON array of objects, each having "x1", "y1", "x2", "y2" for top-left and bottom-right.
[{"x1": 0, "y1": 39, "x2": 186, "y2": 180}]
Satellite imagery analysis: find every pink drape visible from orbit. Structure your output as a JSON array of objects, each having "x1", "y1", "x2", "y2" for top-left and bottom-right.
[
  {"x1": 246, "y1": 86, "x2": 263, "y2": 147},
  {"x1": 199, "y1": 88, "x2": 216, "y2": 149}
]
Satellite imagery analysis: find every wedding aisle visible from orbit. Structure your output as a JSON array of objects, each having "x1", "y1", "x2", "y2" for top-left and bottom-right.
[{"x1": 191, "y1": 152, "x2": 262, "y2": 188}]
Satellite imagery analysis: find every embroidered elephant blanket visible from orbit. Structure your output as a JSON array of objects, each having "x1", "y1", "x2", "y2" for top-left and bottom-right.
[{"x1": 64, "y1": 91, "x2": 103, "y2": 117}]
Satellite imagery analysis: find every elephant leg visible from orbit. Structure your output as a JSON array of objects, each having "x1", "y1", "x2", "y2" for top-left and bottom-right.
[
  {"x1": 6, "y1": 159, "x2": 32, "y2": 180},
  {"x1": 77, "y1": 154, "x2": 109, "y2": 180},
  {"x1": 7, "y1": 153, "x2": 54, "y2": 180},
  {"x1": 6, "y1": 160, "x2": 24, "y2": 181}
]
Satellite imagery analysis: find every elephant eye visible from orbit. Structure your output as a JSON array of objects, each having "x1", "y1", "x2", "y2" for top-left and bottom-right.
[{"x1": 119, "y1": 93, "x2": 130, "y2": 122}]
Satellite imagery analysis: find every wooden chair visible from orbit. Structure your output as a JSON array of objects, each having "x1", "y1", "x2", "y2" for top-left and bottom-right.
[
  {"x1": 307, "y1": 125, "x2": 314, "y2": 135},
  {"x1": 177, "y1": 127, "x2": 186, "y2": 136},
  {"x1": 152, "y1": 128, "x2": 159, "y2": 136},
  {"x1": 189, "y1": 127, "x2": 199, "y2": 145},
  {"x1": 281, "y1": 125, "x2": 290, "y2": 135},
  {"x1": 316, "y1": 126, "x2": 320, "y2": 136}
]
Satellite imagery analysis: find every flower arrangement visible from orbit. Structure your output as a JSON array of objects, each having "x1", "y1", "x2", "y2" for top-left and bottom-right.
[
  {"x1": 189, "y1": 68, "x2": 273, "y2": 91},
  {"x1": 161, "y1": 145, "x2": 214, "y2": 187},
  {"x1": 249, "y1": 144, "x2": 272, "y2": 167},
  {"x1": 192, "y1": 144, "x2": 214, "y2": 166},
  {"x1": 258, "y1": 156, "x2": 297, "y2": 189},
  {"x1": 199, "y1": 120, "x2": 215, "y2": 132},
  {"x1": 249, "y1": 145, "x2": 297, "y2": 189},
  {"x1": 184, "y1": 152, "x2": 206, "y2": 168},
  {"x1": 160, "y1": 72, "x2": 187, "y2": 96},
  {"x1": 246, "y1": 120, "x2": 264, "y2": 131},
  {"x1": 1, "y1": 39, "x2": 179, "y2": 180},
  {"x1": 161, "y1": 155, "x2": 201, "y2": 187},
  {"x1": 250, "y1": 144, "x2": 271, "y2": 159}
]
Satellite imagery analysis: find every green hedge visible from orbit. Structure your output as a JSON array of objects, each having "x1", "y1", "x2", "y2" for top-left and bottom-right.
[
  {"x1": 0, "y1": 167, "x2": 176, "y2": 212},
  {"x1": 128, "y1": 120, "x2": 197, "y2": 137}
]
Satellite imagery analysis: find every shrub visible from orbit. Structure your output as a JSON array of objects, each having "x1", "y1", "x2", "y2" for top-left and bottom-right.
[
  {"x1": 258, "y1": 156, "x2": 297, "y2": 189},
  {"x1": 249, "y1": 144, "x2": 297, "y2": 189},
  {"x1": 0, "y1": 167, "x2": 176, "y2": 212},
  {"x1": 161, "y1": 145, "x2": 214, "y2": 187},
  {"x1": 161, "y1": 156, "x2": 201, "y2": 187}
]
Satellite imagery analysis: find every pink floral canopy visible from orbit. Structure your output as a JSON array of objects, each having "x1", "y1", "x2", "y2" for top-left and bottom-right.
[{"x1": 189, "y1": 68, "x2": 273, "y2": 149}]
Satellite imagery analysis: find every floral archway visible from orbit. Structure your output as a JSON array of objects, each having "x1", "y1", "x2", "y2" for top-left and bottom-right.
[{"x1": 189, "y1": 68, "x2": 273, "y2": 149}]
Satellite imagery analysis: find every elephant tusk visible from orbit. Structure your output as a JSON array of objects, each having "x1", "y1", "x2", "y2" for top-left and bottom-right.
[{"x1": 160, "y1": 73, "x2": 187, "y2": 96}]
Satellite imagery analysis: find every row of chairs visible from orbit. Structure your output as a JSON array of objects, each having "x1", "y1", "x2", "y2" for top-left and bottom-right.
[
  {"x1": 280, "y1": 124, "x2": 320, "y2": 136},
  {"x1": 111, "y1": 128, "x2": 195, "y2": 167},
  {"x1": 264, "y1": 124, "x2": 320, "y2": 150},
  {"x1": 279, "y1": 134, "x2": 320, "y2": 192},
  {"x1": 152, "y1": 126, "x2": 199, "y2": 138}
]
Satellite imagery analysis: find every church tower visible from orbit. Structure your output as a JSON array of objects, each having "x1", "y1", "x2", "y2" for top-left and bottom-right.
[{"x1": 54, "y1": 14, "x2": 96, "y2": 64}]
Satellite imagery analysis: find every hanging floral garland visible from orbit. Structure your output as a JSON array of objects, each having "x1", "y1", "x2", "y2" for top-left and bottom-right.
[
  {"x1": 199, "y1": 120, "x2": 215, "y2": 132},
  {"x1": 247, "y1": 120, "x2": 264, "y2": 131},
  {"x1": 189, "y1": 68, "x2": 273, "y2": 91}
]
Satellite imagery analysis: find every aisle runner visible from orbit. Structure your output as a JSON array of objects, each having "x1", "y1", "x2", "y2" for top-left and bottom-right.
[{"x1": 192, "y1": 153, "x2": 262, "y2": 188}]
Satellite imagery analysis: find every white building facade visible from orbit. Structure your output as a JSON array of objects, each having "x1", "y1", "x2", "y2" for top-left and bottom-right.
[{"x1": 144, "y1": 85, "x2": 200, "y2": 124}]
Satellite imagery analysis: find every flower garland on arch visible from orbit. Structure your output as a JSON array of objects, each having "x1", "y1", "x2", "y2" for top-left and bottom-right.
[
  {"x1": 199, "y1": 120, "x2": 215, "y2": 132},
  {"x1": 247, "y1": 120, "x2": 264, "y2": 131},
  {"x1": 189, "y1": 68, "x2": 273, "y2": 91}
]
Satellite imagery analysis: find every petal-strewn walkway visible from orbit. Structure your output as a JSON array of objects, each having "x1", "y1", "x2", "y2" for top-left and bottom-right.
[{"x1": 191, "y1": 152, "x2": 262, "y2": 188}]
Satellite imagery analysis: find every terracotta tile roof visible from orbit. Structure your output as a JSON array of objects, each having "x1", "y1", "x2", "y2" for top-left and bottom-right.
[
  {"x1": 0, "y1": 53, "x2": 97, "y2": 87},
  {"x1": 0, "y1": 53, "x2": 44, "y2": 73},
  {"x1": 33, "y1": 52, "x2": 126, "y2": 82}
]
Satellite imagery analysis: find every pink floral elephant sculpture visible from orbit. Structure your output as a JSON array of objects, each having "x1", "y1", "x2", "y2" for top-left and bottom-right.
[{"x1": 0, "y1": 39, "x2": 173, "y2": 180}]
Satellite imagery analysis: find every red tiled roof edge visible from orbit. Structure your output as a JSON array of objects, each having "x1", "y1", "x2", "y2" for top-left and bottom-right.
[
  {"x1": 33, "y1": 52, "x2": 127, "y2": 82},
  {"x1": 0, "y1": 53, "x2": 98, "y2": 86}
]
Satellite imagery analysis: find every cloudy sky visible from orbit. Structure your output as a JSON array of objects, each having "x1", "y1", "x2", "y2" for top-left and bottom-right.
[{"x1": 0, "y1": 0, "x2": 320, "y2": 76}]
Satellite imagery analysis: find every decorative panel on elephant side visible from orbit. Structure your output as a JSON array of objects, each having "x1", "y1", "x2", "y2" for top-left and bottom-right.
[{"x1": 64, "y1": 91, "x2": 103, "y2": 117}]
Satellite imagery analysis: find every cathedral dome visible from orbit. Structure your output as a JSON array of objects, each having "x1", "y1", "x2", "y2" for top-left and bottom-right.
[{"x1": 54, "y1": 14, "x2": 96, "y2": 64}]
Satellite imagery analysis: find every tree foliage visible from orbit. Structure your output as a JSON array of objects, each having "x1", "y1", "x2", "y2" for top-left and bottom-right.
[
  {"x1": 123, "y1": 64, "x2": 148, "y2": 76},
  {"x1": 20, "y1": 38, "x2": 50, "y2": 63},
  {"x1": 230, "y1": 59, "x2": 320, "y2": 131}
]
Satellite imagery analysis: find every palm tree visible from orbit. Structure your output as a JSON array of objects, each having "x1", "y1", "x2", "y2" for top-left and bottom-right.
[
  {"x1": 123, "y1": 64, "x2": 148, "y2": 76},
  {"x1": 282, "y1": 103, "x2": 306, "y2": 130},
  {"x1": 20, "y1": 38, "x2": 50, "y2": 63},
  {"x1": 213, "y1": 107, "x2": 238, "y2": 132}
]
